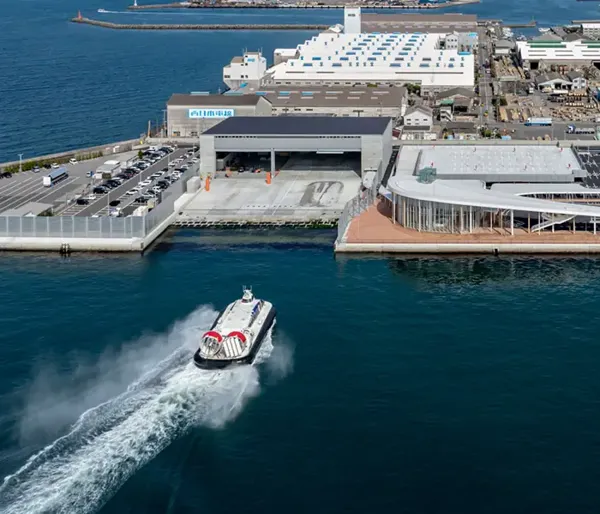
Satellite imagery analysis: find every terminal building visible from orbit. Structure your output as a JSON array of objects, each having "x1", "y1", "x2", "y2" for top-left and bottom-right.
[{"x1": 385, "y1": 145, "x2": 600, "y2": 236}]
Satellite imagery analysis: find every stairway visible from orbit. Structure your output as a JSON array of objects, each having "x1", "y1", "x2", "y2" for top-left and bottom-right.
[{"x1": 531, "y1": 213, "x2": 575, "y2": 232}]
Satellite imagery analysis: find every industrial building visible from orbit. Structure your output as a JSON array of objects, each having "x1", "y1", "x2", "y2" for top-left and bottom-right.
[
  {"x1": 581, "y1": 23, "x2": 600, "y2": 40},
  {"x1": 223, "y1": 51, "x2": 268, "y2": 90},
  {"x1": 199, "y1": 116, "x2": 393, "y2": 179},
  {"x1": 516, "y1": 38, "x2": 600, "y2": 69},
  {"x1": 260, "y1": 31, "x2": 475, "y2": 92},
  {"x1": 385, "y1": 145, "x2": 600, "y2": 236},
  {"x1": 247, "y1": 86, "x2": 407, "y2": 119},
  {"x1": 166, "y1": 93, "x2": 272, "y2": 137}
]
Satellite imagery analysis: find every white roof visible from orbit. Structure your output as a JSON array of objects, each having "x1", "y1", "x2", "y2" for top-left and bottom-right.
[
  {"x1": 418, "y1": 145, "x2": 580, "y2": 177},
  {"x1": 266, "y1": 32, "x2": 474, "y2": 88},
  {"x1": 491, "y1": 183, "x2": 600, "y2": 195},
  {"x1": 274, "y1": 48, "x2": 298, "y2": 56},
  {"x1": 388, "y1": 176, "x2": 600, "y2": 217},
  {"x1": 517, "y1": 39, "x2": 600, "y2": 61},
  {"x1": 582, "y1": 23, "x2": 600, "y2": 29}
]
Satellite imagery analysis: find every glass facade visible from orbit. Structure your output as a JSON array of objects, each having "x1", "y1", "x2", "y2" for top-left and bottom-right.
[{"x1": 395, "y1": 195, "x2": 490, "y2": 234}]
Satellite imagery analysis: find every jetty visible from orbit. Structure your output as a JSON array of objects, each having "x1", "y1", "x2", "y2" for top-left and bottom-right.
[{"x1": 71, "y1": 16, "x2": 329, "y2": 30}]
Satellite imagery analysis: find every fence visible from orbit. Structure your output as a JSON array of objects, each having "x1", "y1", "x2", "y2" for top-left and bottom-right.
[
  {"x1": 180, "y1": 207, "x2": 342, "y2": 222},
  {"x1": 336, "y1": 178, "x2": 379, "y2": 243},
  {"x1": 0, "y1": 167, "x2": 198, "y2": 240},
  {"x1": 0, "y1": 215, "x2": 145, "y2": 238}
]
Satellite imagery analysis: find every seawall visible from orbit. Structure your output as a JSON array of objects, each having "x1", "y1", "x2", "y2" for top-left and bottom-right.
[{"x1": 71, "y1": 16, "x2": 329, "y2": 30}]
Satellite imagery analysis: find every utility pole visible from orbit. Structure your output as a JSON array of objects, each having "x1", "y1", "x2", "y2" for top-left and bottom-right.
[{"x1": 18, "y1": 153, "x2": 23, "y2": 173}]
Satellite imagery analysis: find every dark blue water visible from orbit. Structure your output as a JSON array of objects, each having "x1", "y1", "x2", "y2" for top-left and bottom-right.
[
  {"x1": 1, "y1": 230, "x2": 600, "y2": 513},
  {"x1": 4, "y1": 1, "x2": 600, "y2": 512},
  {"x1": 1, "y1": 0, "x2": 599, "y2": 162}
]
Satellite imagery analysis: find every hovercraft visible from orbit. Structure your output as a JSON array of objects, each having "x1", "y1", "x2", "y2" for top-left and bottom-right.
[{"x1": 193, "y1": 288, "x2": 276, "y2": 369}]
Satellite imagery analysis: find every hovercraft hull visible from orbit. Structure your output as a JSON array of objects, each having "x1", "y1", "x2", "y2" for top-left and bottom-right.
[{"x1": 193, "y1": 306, "x2": 276, "y2": 370}]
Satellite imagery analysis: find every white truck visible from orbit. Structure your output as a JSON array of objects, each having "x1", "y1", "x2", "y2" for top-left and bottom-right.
[
  {"x1": 94, "y1": 160, "x2": 121, "y2": 180},
  {"x1": 132, "y1": 205, "x2": 149, "y2": 216}
]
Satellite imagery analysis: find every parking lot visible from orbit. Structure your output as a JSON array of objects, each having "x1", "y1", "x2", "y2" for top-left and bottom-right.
[
  {"x1": 0, "y1": 152, "x2": 138, "y2": 215},
  {"x1": 60, "y1": 147, "x2": 196, "y2": 217}
]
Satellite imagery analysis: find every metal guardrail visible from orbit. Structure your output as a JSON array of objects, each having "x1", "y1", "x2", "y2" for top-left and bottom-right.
[{"x1": 336, "y1": 180, "x2": 379, "y2": 243}]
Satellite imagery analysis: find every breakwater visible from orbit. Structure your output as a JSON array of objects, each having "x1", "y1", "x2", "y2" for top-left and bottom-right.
[
  {"x1": 128, "y1": 0, "x2": 480, "y2": 9},
  {"x1": 71, "y1": 16, "x2": 329, "y2": 30}
]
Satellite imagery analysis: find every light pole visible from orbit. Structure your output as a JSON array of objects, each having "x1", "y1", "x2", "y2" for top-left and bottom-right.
[{"x1": 18, "y1": 153, "x2": 23, "y2": 173}]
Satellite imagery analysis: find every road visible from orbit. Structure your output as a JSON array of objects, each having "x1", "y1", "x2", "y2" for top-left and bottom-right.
[
  {"x1": 72, "y1": 148, "x2": 191, "y2": 217},
  {"x1": 476, "y1": 28, "x2": 494, "y2": 125}
]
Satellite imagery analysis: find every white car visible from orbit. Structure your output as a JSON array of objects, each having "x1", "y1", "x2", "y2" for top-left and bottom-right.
[
  {"x1": 191, "y1": 158, "x2": 199, "y2": 163},
  {"x1": 69, "y1": 158, "x2": 78, "y2": 165},
  {"x1": 126, "y1": 188, "x2": 138, "y2": 196},
  {"x1": 84, "y1": 194, "x2": 97, "y2": 201},
  {"x1": 168, "y1": 161, "x2": 176, "y2": 167},
  {"x1": 139, "y1": 179, "x2": 152, "y2": 187},
  {"x1": 151, "y1": 186, "x2": 163, "y2": 194},
  {"x1": 51, "y1": 163, "x2": 60, "y2": 169}
]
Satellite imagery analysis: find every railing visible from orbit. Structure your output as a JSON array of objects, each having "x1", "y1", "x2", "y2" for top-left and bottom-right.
[{"x1": 336, "y1": 178, "x2": 379, "y2": 243}]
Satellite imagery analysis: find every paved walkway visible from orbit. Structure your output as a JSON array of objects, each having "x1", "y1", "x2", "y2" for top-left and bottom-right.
[{"x1": 346, "y1": 200, "x2": 600, "y2": 244}]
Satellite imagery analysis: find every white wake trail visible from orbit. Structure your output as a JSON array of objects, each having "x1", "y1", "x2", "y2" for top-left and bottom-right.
[{"x1": 0, "y1": 308, "x2": 276, "y2": 514}]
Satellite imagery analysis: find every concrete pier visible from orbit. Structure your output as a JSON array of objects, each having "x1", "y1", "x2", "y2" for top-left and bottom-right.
[{"x1": 71, "y1": 16, "x2": 329, "y2": 30}]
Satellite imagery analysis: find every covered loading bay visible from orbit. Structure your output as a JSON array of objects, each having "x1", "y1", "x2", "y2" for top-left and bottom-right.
[{"x1": 199, "y1": 116, "x2": 393, "y2": 180}]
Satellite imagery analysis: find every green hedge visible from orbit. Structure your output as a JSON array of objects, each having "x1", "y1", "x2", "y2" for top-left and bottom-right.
[{"x1": 2, "y1": 151, "x2": 103, "y2": 174}]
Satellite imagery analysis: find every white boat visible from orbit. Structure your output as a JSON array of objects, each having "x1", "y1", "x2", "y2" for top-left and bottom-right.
[
  {"x1": 193, "y1": 288, "x2": 276, "y2": 369},
  {"x1": 538, "y1": 27, "x2": 551, "y2": 34},
  {"x1": 98, "y1": 8, "x2": 108, "y2": 13}
]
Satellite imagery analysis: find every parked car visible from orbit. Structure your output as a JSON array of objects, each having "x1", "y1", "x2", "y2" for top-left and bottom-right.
[
  {"x1": 32, "y1": 165, "x2": 41, "y2": 173},
  {"x1": 69, "y1": 158, "x2": 78, "y2": 165},
  {"x1": 51, "y1": 163, "x2": 60, "y2": 169},
  {"x1": 93, "y1": 187, "x2": 108, "y2": 195},
  {"x1": 83, "y1": 194, "x2": 97, "y2": 201},
  {"x1": 109, "y1": 200, "x2": 121, "y2": 207},
  {"x1": 76, "y1": 198, "x2": 89, "y2": 205},
  {"x1": 43, "y1": 164, "x2": 52, "y2": 170},
  {"x1": 151, "y1": 186, "x2": 163, "y2": 194},
  {"x1": 1, "y1": 171, "x2": 12, "y2": 178},
  {"x1": 139, "y1": 179, "x2": 152, "y2": 187}
]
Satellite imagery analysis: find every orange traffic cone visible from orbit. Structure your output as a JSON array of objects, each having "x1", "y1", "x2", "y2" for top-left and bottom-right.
[
  {"x1": 205, "y1": 176, "x2": 210, "y2": 192},
  {"x1": 266, "y1": 172, "x2": 271, "y2": 184}
]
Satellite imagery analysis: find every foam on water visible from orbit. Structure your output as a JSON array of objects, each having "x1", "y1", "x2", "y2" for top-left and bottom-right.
[{"x1": 0, "y1": 306, "x2": 277, "y2": 514}]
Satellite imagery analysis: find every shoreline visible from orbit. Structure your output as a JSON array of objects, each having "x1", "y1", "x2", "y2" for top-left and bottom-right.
[{"x1": 71, "y1": 16, "x2": 330, "y2": 30}]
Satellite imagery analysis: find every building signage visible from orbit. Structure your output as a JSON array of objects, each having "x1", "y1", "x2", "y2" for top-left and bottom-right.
[{"x1": 188, "y1": 108, "x2": 235, "y2": 119}]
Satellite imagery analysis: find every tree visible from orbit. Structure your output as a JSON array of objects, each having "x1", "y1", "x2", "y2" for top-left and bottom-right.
[{"x1": 138, "y1": 150, "x2": 144, "y2": 160}]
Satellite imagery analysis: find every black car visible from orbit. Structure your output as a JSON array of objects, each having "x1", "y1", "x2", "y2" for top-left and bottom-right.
[
  {"x1": 76, "y1": 198, "x2": 89, "y2": 205},
  {"x1": 43, "y1": 164, "x2": 51, "y2": 169},
  {"x1": 104, "y1": 181, "x2": 119, "y2": 189},
  {"x1": 109, "y1": 200, "x2": 121, "y2": 207},
  {"x1": 1, "y1": 171, "x2": 12, "y2": 178},
  {"x1": 156, "y1": 181, "x2": 169, "y2": 189},
  {"x1": 93, "y1": 187, "x2": 108, "y2": 195},
  {"x1": 134, "y1": 196, "x2": 148, "y2": 204}
]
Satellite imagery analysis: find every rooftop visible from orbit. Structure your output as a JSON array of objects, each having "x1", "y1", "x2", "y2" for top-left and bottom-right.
[
  {"x1": 417, "y1": 145, "x2": 581, "y2": 178},
  {"x1": 167, "y1": 94, "x2": 262, "y2": 107},
  {"x1": 361, "y1": 13, "x2": 477, "y2": 33},
  {"x1": 265, "y1": 32, "x2": 475, "y2": 88},
  {"x1": 203, "y1": 116, "x2": 392, "y2": 136},
  {"x1": 517, "y1": 39, "x2": 600, "y2": 61},
  {"x1": 260, "y1": 86, "x2": 406, "y2": 108}
]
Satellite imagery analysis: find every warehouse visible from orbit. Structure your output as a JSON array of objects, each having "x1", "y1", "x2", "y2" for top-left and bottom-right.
[
  {"x1": 166, "y1": 93, "x2": 272, "y2": 137},
  {"x1": 199, "y1": 116, "x2": 393, "y2": 179},
  {"x1": 260, "y1": 31, "x2": 475, "y2": 93},
  {"x1": 516, "y1": 39, "x2": 600, "y2": 70},
  {"x1": 256, "y1": 86, "x2": 407, "y2": 120}
]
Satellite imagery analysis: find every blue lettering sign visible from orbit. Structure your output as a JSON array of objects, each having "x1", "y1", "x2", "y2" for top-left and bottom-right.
[{"x1": 188, "y1": 108, "x2": 235, "y2": 119}]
